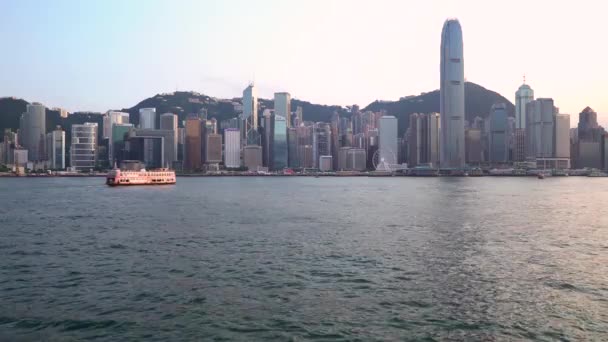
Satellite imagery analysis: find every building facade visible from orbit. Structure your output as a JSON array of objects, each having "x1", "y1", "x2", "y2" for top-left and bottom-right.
[
  {"x1": 440, "y1": 19, "x2": 465, "y2": 168},
  {"x1": 224, "y1": 128, "x2": 241, "y2": 168},
  {"x1": 70, "y1": 123, "x2": 98, "y2": 171},
  {"x1": 274, "y1": 92, "x2": 291, "y2": 127},
  {"x1": 46, "y1": 128, "x2": 65, "y2": 169},
  {"x1": 272, "y1": 115, "x2": 288, "y2": 170},
  {"x1": 20, "y1": 103, "x2": 46, "y2": 162},
  {"x1": 489, "y1": 103, "x2": 509, "y2": 163},
  {"x1": 515, "y1": 83, "x2": 534, "y2": 129},
  {"x1": 378, "y1": 115, "x2": 398, "y2": 165}
]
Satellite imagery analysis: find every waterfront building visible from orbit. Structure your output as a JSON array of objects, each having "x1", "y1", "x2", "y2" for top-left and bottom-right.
[
  {"x1": 224, "y1": 128, "x2": 241, "y2": 168},
  {"x1": 205, "y1": 133, "x2": 222, "y2": 164},
  {"x1": 19, "y1": 103, "x2": 46, "y2": 162},
  {"x1": 184, "y1": 116, "x2": 202, "y2": 170},
  {"x1": 513, "y1": 129, "x2": 526, "y2": 162},
  {"x1": 330, "y1": 112, "x2": 340, "y2": 170},
  {"x1": 272, "y1": 115, "x2": 288, "y2": 170},
  {"x1": 274, "y1": 92, "x2": 291, "y2": 128},
  {"x1": 139, "y1": 108, "x2": 156, "y2": 129},
  {"x1": 46, "y1": 127, "x2": 65, "y2": 169},
  {"x1": 287, "y1": 127, "x2": 298, "y2": 168},
  {"x1": 408, "y1": 113, "x2": 440, "y2": 167},
  {"x1": 338, "y1": 147, "x2": 351, "y2": 170},
  {"x1": 316, "y1": 122, "x2": 332, "y2": 169},
  {"x1": 14, "y1": 148, "x2": 28, "y2": 167},
  {"x1": 440, "y1": 19, "x2": 465, "y2": 168},
  {"x1": 111, "y1": 123, "x2": 133, "y2": 164},
  {"x1": 489, "y1": 103, "x2": 509, "y2": 164},
  {"x1": 465, "y1": 128, "x2": 483, "y2": 164},
  {"x1": 319, "y1": 155, "x2": 332, "y2": 172},
  {"x1": 379, "y1": 115, "x2": 398, "y2": 165},
  {"x1": 298, "y1": 145, "x2": 314, "y2": 169},
  {"x1": 243, "y1": 84, "x2": 258, "y2": 134},
  {"x1": 573, "y1": 107, "x2": 605, "y2": 168},
  {"x1": 127, "y1": 129, "x2": 176, "y2": 168},
  {"x1": 243, "y1": 145, "x2": 263, "y2": 170},
  {"x1": 160, "y1": 113, "x2": 178, "y2": 166},
  {"x1": 555, "y1": 114, "x2": 571, "y2": 161},
  {"x1": 70, "y1": 123, "x2": 98, "y2": 171},
  {"x1": 515, "y1": 82, "x2": 534, "y2": 129},
  {"x1": 347, "y1": 148, "x2": 367, "y2": 171},
  {"x1": 526, "y1": 98, "x2": 556, "y2": 159},
  {"x1": 103, "y1": 111, "x2": 130, "y2": 140},
  {"x1": 262, "y1": 110, "x2": 274, "y2": 168}
]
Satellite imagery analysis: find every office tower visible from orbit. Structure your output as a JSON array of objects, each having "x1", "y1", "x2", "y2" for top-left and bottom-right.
[
  {"x1": 515, "y1": 82, "x2": 534, "y2": 129},
  {"x1": 526, "y1": 99, "x2": 556, "y2": 159},
  {"x1": 70, "y1": 123, "x2": 98, "y2": 171},
  {"x1": 379, "y1": 115, "x2": 398, "y2": 165},
  {"x1": 243, "y1": 84, "x2": 258, "y2": 135},
  {"x1": 338, "y1": 147, "x2": 351, "y2": 170},
  {"x1": 20, "y1": 103, "x2": 46, "y2": 161},
  {"x1": 243, "y1": 145, "x2": 263, "y2": 170},
  {"x1": 514, "y1": 129, "x2": 526, "y2": 162},
  {"x1": 347, "y1": 148, "x2": 367, "y2": 171},
  {"x1": 440, "y1": 19, "x2": 465, "y2": 168},
  {"x1": 295, "y1": 106, "x2": 303, "y2": 127},
  {"x1": 272, "y1": 115, "x2": 288, "y2": 170},
  {"x1": 408, "y1": 113, "x2": 440, "y2": 167},
  {"x1": 205, "y1": 134, "x2": 222, "y2": 164},
  {"x1": 577, "y1": 107, "x2": 602, "y2": 141},
  {"x1": 224, "y1": 128, "x2": 241, "y2": 168},
  {"x1": 367, "y1": 129, "x2": 379, "y2": 169},
  {"x1": 103, "y1": 111, "x2": 130, "y2": 139},
  {"x1": 287, "y1": 127, "x2": 298, "y2": 168},
  {"x1": 274, "y1": 92, "x2": 291, "y2": 128},
  {"x1": 352, "y1": 110, "x2": 363, "y2": 135},
  {"x1": 177, "y1": 127, "x2": 185, "y2": 163},
  {"x1": 46, "y1": 127, "x2": 65, "y2": 169},
  {"x1": 184, "y1": 116, "x2": 202, "y2": 170},
  {"x1": 126, "y1": 129, "x2": 176, "y2": 168},
  {"x1": 315, "y1": 123, "x2": 331, "y2": 168},
  {"x1": 330, "y1": 112, "x2": 340, "y2": 170},
  {"x1": 160, "y1": 113, "x2": 178, "y2": 167},
  {"x1": 209, "y1": 118, "x2": 218, "y2": 134},
  {"x1": 465, "y1": 128, "x2": 482, "y2": 164},
  {"x1": 139, "y1": 108, "x2": 156, "y2": 129},
  {"x1": 555, "y1": 114, "x2": 570, "y2": 160},
  {"x1": 262, "y1": 110, "x2": 274, "y2": 167},
  {"x1": 13, "y1": 148, "x2": 28, "y2": 167},
  {"x1": 319, "y1": 155, "x2": 333, "y2": 172},
  {"x1": 111, "y1": 123, "x2": 133, "y2": 164},
  {"x1": 489, "y1": 103, "x2": 509, "y2": 163}
]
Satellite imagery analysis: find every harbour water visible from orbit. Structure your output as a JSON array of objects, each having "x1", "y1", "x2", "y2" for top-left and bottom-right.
[{"x1": 1, "y1": 177, "x2": 607, "y2": 341}]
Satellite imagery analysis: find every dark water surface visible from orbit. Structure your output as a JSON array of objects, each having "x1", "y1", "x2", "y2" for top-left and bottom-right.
[{"x1": 1, "y1": 177, "x2": 607, "y2": 341}]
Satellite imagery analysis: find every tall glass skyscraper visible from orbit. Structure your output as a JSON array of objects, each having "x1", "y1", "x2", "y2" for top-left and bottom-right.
[
  {"x1": 515, "y1": 83, "x2": 534, "y2": 129},
  {"x1": 440, "y1": 19, "x2": 465, "y2": 168},
  {"x1": 272, "y1": 115, "x2": 288, "y2": 170}
]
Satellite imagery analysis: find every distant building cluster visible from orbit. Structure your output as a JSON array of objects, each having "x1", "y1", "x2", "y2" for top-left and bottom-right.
[{"x1": 1, "y1": 18, "x2": 607, "y2": 175}]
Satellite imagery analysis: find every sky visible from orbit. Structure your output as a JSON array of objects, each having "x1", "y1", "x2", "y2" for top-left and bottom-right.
[{"x1": 0, "y1": 0, "x2": 606, "y2": 126}]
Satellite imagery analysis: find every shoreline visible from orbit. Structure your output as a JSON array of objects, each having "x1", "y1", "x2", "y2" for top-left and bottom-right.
[{"x1": 0, "y1": 173, "x2": 597, "y2": 178}]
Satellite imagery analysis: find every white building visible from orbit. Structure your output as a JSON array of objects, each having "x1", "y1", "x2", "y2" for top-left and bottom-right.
[
  {"x1": 319, "y1": 155, "x2": 333, "y2": 172},
  {"x1": 224, "y1": 128, "x2": 241, "y2": 168},
  {"x1": 19, "y1": 103, "x2": 46, "y2": 162},
  {"x1": 70, "y1": 123, "x2": 98, "y2": 171},
  {"x1": 439, "y1": 19, "x2": 465, "y2": 168},
  {"x1": 139, "y1": 108, "x2": 156, "y2": 129},
  {"x1": 242, "y1": 84, "x2": 258, "y2": 130},
  {"x1": 46, "y1": 128, "x2": 65, "y2": 169},
  {"x1": 378, "y1": 115, "x2": 398, "y2": 165},
  {"x1": 274, "y1": 92, "x2": 291, "y2": 127},
  {"x1": 103, "y1": 111, "x2": 130, "y2": 139},
  {"x1": 515, "y1": 83, "x2": 534, "y2": 129}
]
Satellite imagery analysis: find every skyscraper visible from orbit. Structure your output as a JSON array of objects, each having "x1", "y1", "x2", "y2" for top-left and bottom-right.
[
  {"x1": 489, "y1": 103, "x2": 509, "y2": 163},
  {"x1": 408, "y1": 113, "x2": 440, "y2": 167},
  {"x1": 515, "y1": 82, "x2": 534, "y2": 129},
  {"x1": 378, "y1": 115, "x2": 398, "y2": 165},
  {"x1": 139, "y1": 108, "x2": 156, "y2": 129},
  {"x1": 20, "y1": 103, "x2": 46, "y2": 161},
  {"x1": 103, "y1": 111, "x2": 130, "y2": 140},
  {"x1": 70, "y1": 123, "x2": 98, "y2": 171},
  {"x1": 272, "y1": 115, "x2": 288, "y2": 170},
  {"x1": 184, "y1": 116, "x2": 202, "y2": 170},
  {"x1": 46, "y1": 127, "x2": 65, "y2": 169},
  {"x1": 243, "y1": 84, "x2": 258, "y2": 131},
  {"x1": 274, "y1": 92, "x2": 291, "y2": 128},
  {"x1": 205, "y1": 134, "x2": 222, "y2": 164},
  {"x1": 527, "y1": 98, "x2": 556, "y2": 159},
  {"x1": 160, "y1": 113, "x2": 178, "y2": 167},
  {"x1": 440, "y1": 19, "x2": 465, "y2": 168},
  {"x1": 224, "y1": 128, "x2": 241, "y2": 168}
]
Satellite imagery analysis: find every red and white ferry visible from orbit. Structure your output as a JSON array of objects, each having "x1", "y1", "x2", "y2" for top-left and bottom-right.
[{"x1": 106, "y1": 162, "x2": 176, "y2": 186}]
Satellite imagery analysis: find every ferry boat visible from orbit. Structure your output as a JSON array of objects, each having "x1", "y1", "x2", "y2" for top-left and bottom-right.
[{"x1": 106, "y1": 161, "x2": 175, "y2": 186}]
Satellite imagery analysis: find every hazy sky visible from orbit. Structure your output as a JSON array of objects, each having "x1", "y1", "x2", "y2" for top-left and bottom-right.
[{"x1": 1, "y1": 0, "x2": 606, "y2": 125}]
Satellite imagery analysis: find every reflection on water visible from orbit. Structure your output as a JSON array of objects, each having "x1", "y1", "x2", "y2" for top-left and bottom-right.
[{"x1": 0, "y1": 177, "x2": 607, "y2": 341}]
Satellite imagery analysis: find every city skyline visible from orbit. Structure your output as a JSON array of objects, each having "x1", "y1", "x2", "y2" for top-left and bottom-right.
[{"x1": 0, "y1": 0, "x2": 606, "y2": 126}]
